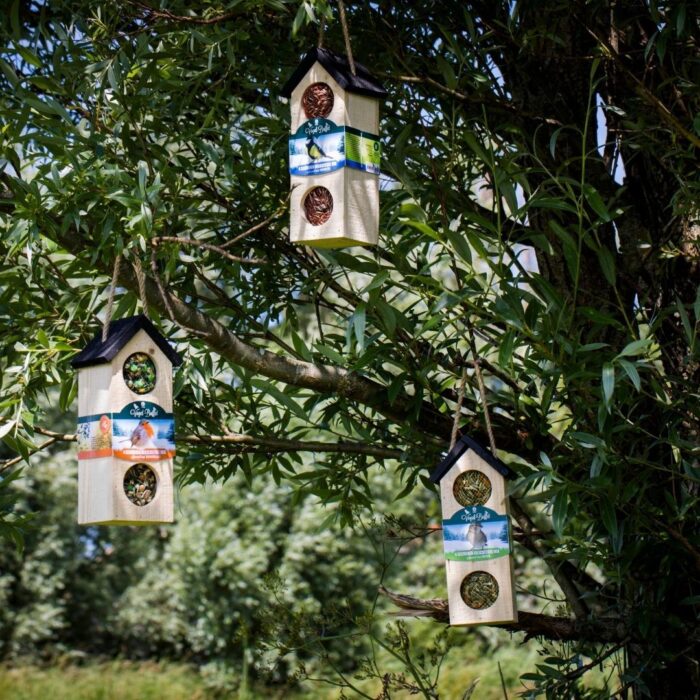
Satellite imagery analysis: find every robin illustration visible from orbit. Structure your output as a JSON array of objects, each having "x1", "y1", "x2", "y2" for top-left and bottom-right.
[
  {"x1": 306, "y1": 136, "x2": 327, "y2": 160},
  {"x1": 124, "y1": 419, "x2": 156, "y2": 448}
]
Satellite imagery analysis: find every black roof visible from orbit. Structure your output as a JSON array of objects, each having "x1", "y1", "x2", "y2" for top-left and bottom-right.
[
  {"x1": 430, "y1": 434, "x2": 518, "y2": 483},
  {"x1": 71, "y1": 315, "x2": 183, "y2": 369},
  {"x1": 281, "y1": 47, "x2": 387, "y2": 99}
]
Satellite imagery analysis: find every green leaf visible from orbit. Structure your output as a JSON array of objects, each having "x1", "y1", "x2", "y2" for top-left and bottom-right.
[
  {"x1": 552, "y1": 491, "x2": 568, "y2": 536},
  {"x1": 0, "y1": 58, "x2": 19, "y2": 88},
  {"x1": 17, "y1": 46, "x2": 42, "y2": 68},
  {"x1": 0, "y1": 420, "x2": 16, "y2": 439},
  {"x1": 597, "y1": 247, "x2": 616, "y2": 285},
  {"x1": 138, "y1": 161, "x2": 148, "y2": 197},
  {"x1": 364, "y1": 270, "x2": 389, "y2": 292},
  {"x1": 353, "y1": 303, "x2": 366, "y2": 351},
  {"x1": 583, "y1": 184, "x2": 611, "y2": 222},
  {"x1": 676, "y1": 297, "x2": 695, "y2": 349},
  {"x1": 498, "y1": 329, "x2": 515, "y2": 368},
  {"x1": 618, "y1": 359, "x2": 641, "y2": 391},
  {"x1": 445, "y1": 228, "x2": 472, "y2": 264},
  {"x1": 600, "y1": 498, "x2": 617, "y2": 538},
  {"x1": 616, "y1": 338, "x2": 651, "y2": 358},
  {"x1": 602, "y1": 362, "x2": 615, "y2": 405}
]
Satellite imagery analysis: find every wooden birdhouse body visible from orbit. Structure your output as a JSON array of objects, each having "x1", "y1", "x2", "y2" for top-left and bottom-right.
[
  {"x1": 72, "y1": 316, "x2": 182, "y2": 526},
  {"x1": 431, "y1": 435, "x2": 518, "y2": 626},
  {"x1": 282, "y1": 48, "x2": 386, "y2": 248}
]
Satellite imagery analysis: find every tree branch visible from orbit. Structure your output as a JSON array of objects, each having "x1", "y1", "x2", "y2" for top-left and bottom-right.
[
  {"x1": 151, "y1": 236, "x2": 266, "y2": 265},
  {"x1": 378, "y1": 586, "x2": 625, "y2": 643},
  {"x1": 127, "y1": 1, "x2": 246, "y2": 26},
  {"x1": 584, "y1": 25, "x2": 700, "y2": 149},
  {"x1": 510, "y1": 499, "x2": 590, "y2": 620},
  {"x1": 28, "y1": 426, "x2": 403, "y2": 460}
]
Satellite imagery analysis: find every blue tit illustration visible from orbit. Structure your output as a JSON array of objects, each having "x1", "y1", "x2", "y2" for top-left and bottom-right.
[{"x1": 306, "y1": 137, "x2": 327, "y2": 160}]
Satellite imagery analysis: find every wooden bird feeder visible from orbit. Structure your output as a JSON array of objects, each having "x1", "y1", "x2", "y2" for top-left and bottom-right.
[
  {"x1": 71, "y1": 315, "x2": 182, "y2": 525},
  {"x1": 430, "y1": 435, "x2": 518, "y2": 626},
  {"x1": 281, "y1": 47, "x2": 387, "y2": 248}
]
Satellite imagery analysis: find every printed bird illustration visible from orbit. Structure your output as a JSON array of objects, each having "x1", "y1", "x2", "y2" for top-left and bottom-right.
[
  {"x1": 124, "y1": 419, "x2": 156, "y2": 448},
  {"x1": 306, "y1": 136, "x2": 327, "y2": 160},
  {"x1": 466, "y1": 523, "x2": 488, "y2": 550}
]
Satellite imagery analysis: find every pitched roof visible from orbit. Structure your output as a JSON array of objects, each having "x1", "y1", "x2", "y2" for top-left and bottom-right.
[
  {"x1": 71, "y1": 315, "x2": 183, "y2": 369},
  {"x1": 280, "y1": 47, "x2": 387, "y2": 99},
  {"x1": 430, "y1": 434, "x2": 518, "y2": 483}
]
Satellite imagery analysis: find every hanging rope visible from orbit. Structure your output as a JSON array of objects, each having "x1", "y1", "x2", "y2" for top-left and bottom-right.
[
  {"x1": 336, "y1": 0, "x2": 356, "y2": 76},
  {"x1": 150, "y1": 244, "x2": 176, "y2": 323},
  {"x1": 102, "y1": 253, "x2": 122, "y2": 342},
  {"x1": 450, "y1": 366, "x2": 468, "y2": 450},
  {"x1": 466, "y1": 327, "x2": 497, "y2": 454},
  {"x1": 317, "y1": 16, "x2": 325, "y2": 48},
  {"x1": 131, "y1": 256, "x2": 149, "y2": 319}
]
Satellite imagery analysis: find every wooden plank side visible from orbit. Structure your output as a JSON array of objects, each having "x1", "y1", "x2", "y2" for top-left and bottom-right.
[
  {"x1": 79, "y1": 458, "x2": 174, "y2": 525},
  {"x1": 109, "y1": 330, "x2": 173, "y2": 412},
  {"x1": 78, "y1": 457, "x2": 113, "y2": 524},
  {"x1": 345, "y1": 92, "x2": 379, "y2": 133},
  {"x1": 290, "y1": 63, "x2": 346, "y2": 132},
  {"x1": 112, "y1": 459, "x2": 174, "y2": 524},
  {"x1": 77, "y1": 365, "x2": 113, "y2": 417}
]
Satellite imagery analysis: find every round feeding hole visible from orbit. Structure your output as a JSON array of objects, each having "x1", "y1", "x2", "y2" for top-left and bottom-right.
[
  {"x1": 303, "y1": 186, "x2": 333, "y2": 226},
  {"x1": 123, "y1": 352, "x2": 157, "y2": 394},
  {"x1": 460, "y1": 571, "x2": 499, "y2": 610},
  {"x1": 302, "y1": 82, "x2": 334, "y2": 119},
  {"x1": 453, "y1": 470, "x2": 492, "y2": 507},
  {"x1": 124, "y1": 463, "x2": 157, "y2": 506}
]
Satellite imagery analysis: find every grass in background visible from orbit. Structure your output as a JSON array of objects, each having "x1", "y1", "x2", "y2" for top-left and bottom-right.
[{"x1": 0, "y1": 662, "x2": 209, "y2": 700}]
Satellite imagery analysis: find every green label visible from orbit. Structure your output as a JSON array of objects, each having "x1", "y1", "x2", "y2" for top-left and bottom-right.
[
  {"x1": 345, "y1": 127, "x2": 381, "y2": 174},
  {"x1": 442, "y1": 505, "x2": 511, "y2": 562}
]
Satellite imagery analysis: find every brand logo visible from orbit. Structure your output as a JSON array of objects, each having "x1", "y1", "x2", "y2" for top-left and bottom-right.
[
  {"x1": 129, "y1": 401, "x2": 159, "y2": 418},
  {"x1": 303, "y1": 118, "x2": 333, "y2": 136}
]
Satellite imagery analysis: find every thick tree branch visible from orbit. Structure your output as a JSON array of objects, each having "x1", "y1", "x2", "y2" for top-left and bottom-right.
[{"x1": 378, "y1": 586, "x2": 625, "y2": 643}]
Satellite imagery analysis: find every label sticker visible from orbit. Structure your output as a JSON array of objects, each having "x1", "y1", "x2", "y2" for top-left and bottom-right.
[
  {"x1": 289, "y1": 118, "x2": 381, "y2": 176},
  {"x1": 77, "y1": 401, "x2": 175, "y2": 462},
  {"x1": 77, "y1": 414, "x2": 112, "y2": 459},
  {"x1": 345, "y1": 127, "x2": 381, "y2": 174},
  {"x1": 442, "y1": 506, "x2": 511, "y2": 562},
  {"x1": 112, "y1": 401, "x2": 175, "y2": 462}
]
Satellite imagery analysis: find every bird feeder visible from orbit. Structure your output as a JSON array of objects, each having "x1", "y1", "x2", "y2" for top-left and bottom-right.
[
  {"x1": 430, "y1": 435, "x2": 518, "y2": 626},
  {"x1": 281, "y1": 47, "x2": 387, "y2": 248},
  {"x1": 71, "y1": 315, "x2": 182, "y2": 525}
]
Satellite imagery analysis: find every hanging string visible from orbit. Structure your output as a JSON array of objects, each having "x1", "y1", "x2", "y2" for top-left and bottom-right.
[
  {"x1": 336, "y1": 0, "x2": 356, "y2": 76},
  {"x1": 102, "y1": 253, "x2": 122, "y2": 342},
  {"x1": 450, "y1": 366, "x2": 468, "y2": 450},
  {"x1": 131, "y1": 256, "x2": 149, "y2": 319},
  {"x1": 317, "y1": 16, "x2": 325, "y2": 48},
  {"x1": 466, "y1": 327, "x2": 497, "y2": 454},
  {"x1": 150, "y1": 244, "x2": 176, "y2": 323}
]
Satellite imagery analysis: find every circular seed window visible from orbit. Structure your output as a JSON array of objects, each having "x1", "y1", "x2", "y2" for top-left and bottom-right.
[
  {"x1": 124, "y1": 463, "x2": 157, "y2": 506},
  {"x1": 453, "y1": 470, "x2": 492, "y2": 507},
  {"x1": 460, "y1": 571, "x2": 499, "y2": 610},
  {"x1": 302, "y1": 82, "x2": 334, "y2": 119},
  {"x1": 123, "y1": 352, "x2": 157, "y2": 394},
  {"x1": 303, "y1": 186, "x2": 333, "y2": 226}
]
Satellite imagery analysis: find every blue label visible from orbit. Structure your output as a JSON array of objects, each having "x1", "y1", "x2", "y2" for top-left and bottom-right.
[
  {"x1": 289, "y1": 118, "x2": 381, "y2": 176},
  {"x1": 442, "y1": 506, "x2": 511, "y2": 562}
]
